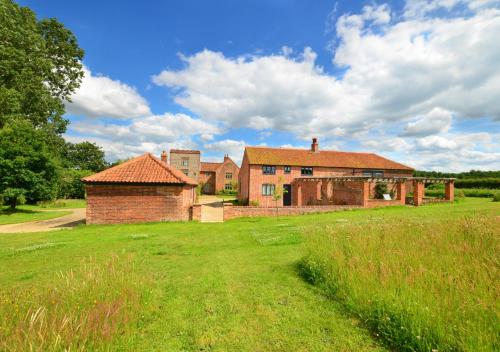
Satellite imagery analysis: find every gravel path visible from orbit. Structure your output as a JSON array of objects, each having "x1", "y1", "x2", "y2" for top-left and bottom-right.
[{"x1": 0, "y1": 208, "x2": 86, "y2": 233}]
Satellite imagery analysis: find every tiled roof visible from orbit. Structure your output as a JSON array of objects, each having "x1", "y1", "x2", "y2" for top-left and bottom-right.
[
  {"x1": 170, "y1": 149, "x2": 200, "y2": 154},
  {"x1": 245, "y1": 146, "x2": 413, "y2": 171},
  {"x1": 200, "y1": 162, "x2": 222, "y2": 172},
  {"x1": 82, "y1": 153, "x2": 198, "y2": 185}
]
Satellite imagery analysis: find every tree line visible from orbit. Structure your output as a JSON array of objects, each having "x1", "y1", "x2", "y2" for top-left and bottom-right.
[{"x1": 0, "y1": 0, "x2": 107, "y2": 209}]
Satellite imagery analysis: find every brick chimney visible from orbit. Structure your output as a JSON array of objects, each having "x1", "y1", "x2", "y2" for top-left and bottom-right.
[
  {"x1": 311, "y1": 137, "x2": 319, "y2": 152},
  {"x1": 161, "y1": 150, "x2": 168, "y2": 163},
  {"x1": 224, "y1": 154, "x2": 230, "y2": 162}
]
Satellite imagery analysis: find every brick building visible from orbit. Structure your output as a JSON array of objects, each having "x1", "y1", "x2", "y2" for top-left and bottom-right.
[
  {"x1": 82, "y1": 153, "x2": 197, "y2": 224},
  {"x1": 169, "y1": 149, "x2": 201, "y2": 182},
  {"x1": 200, "y1": 155, "x2": 240, "y2": 194},
  {"x1": 238, "y1": 138, "x2": 414, "y2": 207}
]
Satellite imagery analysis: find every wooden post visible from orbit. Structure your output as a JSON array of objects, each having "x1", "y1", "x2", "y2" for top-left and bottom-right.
[
  {"x1": 396, "y1": 181, "x2": 406, "y2": 205},
  {"x1": 413, "y1": 181, "x2": 424, "y2": 206},
  {"x1": 445, "y1": 181, "x2": 454, "y2": 202}
]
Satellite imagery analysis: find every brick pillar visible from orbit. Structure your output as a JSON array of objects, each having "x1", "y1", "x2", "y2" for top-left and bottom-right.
[
  {"x1": 413, "y1": 181, "x2": 424, "y2": 206},
  {"x1": 396, "y1": 182, "x2": 406, "y2": 205},
  {"x1": 445, "y1": 181, "x2": 454, "y2": 202},
  {"x1": 316, "y1": 181, "x2": 322, "y2": 202},
  {"x1": 361, "y1": 181, "x2": 369, "y2": 207},
  {"x1": 297, "y1": 183, "x2": 302, "y2": 206},
  {"x1": 191, "y1": 204, "x2": 202, "y2": 221}
]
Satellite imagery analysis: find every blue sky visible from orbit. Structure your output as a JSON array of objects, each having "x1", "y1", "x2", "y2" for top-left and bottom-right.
[{"x1": 20, "y1": 0, "x2": 500, "y2": 171}]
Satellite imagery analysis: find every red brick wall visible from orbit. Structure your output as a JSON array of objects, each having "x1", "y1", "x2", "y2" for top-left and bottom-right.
[
  {"x1": 200, "y1": 171, "x2": 215, "y2": 194},
  {"x1": 242, "y1": 163, "x2": 412, "y2": 207},
  {"x1": 238, "y1": 152, "x2": 250, "y2": 203},
  {"x1": 223, "y1": 203, "x2": 360, "y2": 220},
  {"x1": 215, "y1": 158, "x2": 240, "y2": 193},
  {"x1": 85, "y1": 184, "x2": 195, "y2": 224}
]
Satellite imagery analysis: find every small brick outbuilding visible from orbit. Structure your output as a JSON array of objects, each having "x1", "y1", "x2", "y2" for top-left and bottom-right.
[{"x1": 82, "y1": 153, "x2": 197, "y2": 224}]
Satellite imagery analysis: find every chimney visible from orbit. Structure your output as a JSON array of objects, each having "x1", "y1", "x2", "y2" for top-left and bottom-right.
[
  {"x1": 311, "y1": 137, "x2": 319, "y2": 152},
  {"x1": 224, "y1": 154, "x2": 229, "y2": 162},
  {"x1": 161, "y1": 150, "x2": 168, "y2": 163}
]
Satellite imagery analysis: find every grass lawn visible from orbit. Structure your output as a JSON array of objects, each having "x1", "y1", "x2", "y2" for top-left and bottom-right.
[
  {"x1": 0, "y1": 208, "x2": 71, "y2": 225},
  {"x1": 19, "y1": 198, "x2": 87, "y2": 210},
  {"x1": 0, "y1": 198, "x2": 498, "y2": 351}
]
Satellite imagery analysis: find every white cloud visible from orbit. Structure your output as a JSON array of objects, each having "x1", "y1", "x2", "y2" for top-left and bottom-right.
[
  {"x1": 67, "y1": 113, "x2": 220, "y2": 160},
  {"x1": 152, "y1": 4, "x2": 500, "y2": 141},
  {"x1": 66, "y1": 66, "x2": 151, "y2": 118},
  {"x1": 203, "y1": 139, "x2": 246, "y2": 163},
  {"x1": 403, "y1": 107, "x2": 452, "y2": 136}
]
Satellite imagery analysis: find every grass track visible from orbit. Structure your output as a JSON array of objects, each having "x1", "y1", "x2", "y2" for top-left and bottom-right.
[{"x1": 0, "y1": 198, "x2": 497, "y2": 351}]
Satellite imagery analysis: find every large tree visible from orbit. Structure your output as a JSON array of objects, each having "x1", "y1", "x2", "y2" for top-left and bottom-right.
[
  {"x1": 63, "y1": 141, "x2": 107, "y2": 172},
  {"x1": 0, "y1": 119, "x2": 60, "y2": 209},
  {"x1": 0, "y1": 0, "x2": 84, "y2": 133}
]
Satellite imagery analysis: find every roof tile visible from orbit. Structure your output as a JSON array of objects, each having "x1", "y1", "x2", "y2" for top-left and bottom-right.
[
  {"x1": 82, "y1": 153, "x2": 198, "y2": 185},
  {"x1": 245, "y1": 147, "x2": 413, "y2": 171}
]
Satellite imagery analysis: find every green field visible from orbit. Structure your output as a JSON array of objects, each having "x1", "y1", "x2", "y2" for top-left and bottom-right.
[{"x1": 0, "y1": 198, "x2": 498, "y2": 351}]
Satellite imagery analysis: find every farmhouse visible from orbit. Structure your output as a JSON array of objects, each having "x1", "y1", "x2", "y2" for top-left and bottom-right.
[
  {"x1": 82, "y1": 153, "x2": 197, "y2": 224},
  {"x1": 200, "y1": 154, "x2": 240, "y2": 194},
  {"x1": 238, "y1": 138, "x2": 416, "y2": 207},
  {"x1": 169, "y1": 149, "x2": 201, "y2": 182}
]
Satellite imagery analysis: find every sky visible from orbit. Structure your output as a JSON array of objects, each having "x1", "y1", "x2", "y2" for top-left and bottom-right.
[{"x1": 20, "y1": 0, "x2": 500, "y2": 171}]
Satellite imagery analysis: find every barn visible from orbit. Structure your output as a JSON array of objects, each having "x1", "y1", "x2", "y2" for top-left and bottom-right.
[{"x1": 82, "y1": 153, "x2": 197, "y2": 224}]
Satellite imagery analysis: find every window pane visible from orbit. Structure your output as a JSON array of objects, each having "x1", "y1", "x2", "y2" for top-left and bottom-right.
[
  {"x1": 263, "y1": 165, "x2": 276, "y2": 175},
  {"x1": 301, "y1": 167, "x2": 313, "y2": 175},
  {"x1": 284, "y1": 166, "x2": 291, "y2": 174}
]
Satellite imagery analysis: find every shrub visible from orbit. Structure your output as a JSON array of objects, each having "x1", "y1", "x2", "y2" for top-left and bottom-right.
[
  {"x1": 493, "y1": 193, "x2": 500, "y2": 202},
  {"x1": 374, "y1": 182, "x2": 388, "y2": 199},
  {"x1": 58, "y1": 169, "x2": 93, "y2": 199},
  {"x1": 249, "y1": 200, "x2": 260, "y2": 206},
  {"x1": 455, "y1": 178, "x2": 500, "y2": 189}
]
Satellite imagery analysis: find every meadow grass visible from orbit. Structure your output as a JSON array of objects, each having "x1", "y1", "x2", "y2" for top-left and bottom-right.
[
  {"x1": 20, "y1": 198, "x2": 87, "y2": 210},
  {"x1": 0, "y1": 198, "x2": 497, "y2": 350},
  {"x1": 424, "y1": 187, "x2": 500, "y2": 198},
  {"x1": 0, "y1": 208, "x2": 71, "y2": 225},
  {"x1": 299, "y1": 204, "x2": 499, "y2": 351}
]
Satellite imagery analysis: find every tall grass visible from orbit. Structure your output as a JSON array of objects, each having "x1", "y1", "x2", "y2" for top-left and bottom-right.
[
  {"x1": 299, "y1": 214, "x2": 500, "y2": 351},
  {"x1": 425, "y1": 187, "x2": 500, "y2": 198},
  {"x1": 0, "y1": 254, "x2": 143, "y2": 351}
]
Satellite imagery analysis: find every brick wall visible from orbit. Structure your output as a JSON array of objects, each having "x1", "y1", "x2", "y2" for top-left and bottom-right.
[
  {"x1": 239, "y1": 161, "x2": 412, "y2": 207},
  {"x1": 215, "y1": 158, "x2": 240, "y2": 193},
  {"x1": 86, "y1": 184, "x2": 195, "y2": 224},
  {"x1": 200, "y1": 171, "x2": 215, "y2": 194},
  {"x1": 223, "y1": 203, "x2": 360, "y2": 220},
  {"x1": 169, "y1": 151, "x2": 200, "y2": 182}
]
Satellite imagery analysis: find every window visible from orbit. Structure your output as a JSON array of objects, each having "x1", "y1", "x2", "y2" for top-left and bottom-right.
[
  {"x1": 182, "y1": 169, "x2": 189, "y2": 176},
  {"x1": 301, "y1": 167, "x2": 313, "y2": 176},
  {"x1": 262, "y1": 165, "x2": 276, "y2": 175},
  {"x1": 284, "y1": 166, "x2": 291, "y2": 174},
  {"x1": 363, "y1": 170, "x2": 384, "y2": 177},
  {"x1": 181, "y1": 158, "x2": 189, "y2": 167},
  {"x1": 262, "y1": 184, "x2": 275, "y2": 196},
  {"x1": 225, "y1": 183, "x2": 232, "y2": 191},
  {"x1": 225, "y1": 172, "x2": 232, "y2": 179}
]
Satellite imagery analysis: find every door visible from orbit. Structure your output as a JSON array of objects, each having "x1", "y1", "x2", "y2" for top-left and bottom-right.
[{"x1": 283, "y1": 184, "x2": 292, "y2": 206}]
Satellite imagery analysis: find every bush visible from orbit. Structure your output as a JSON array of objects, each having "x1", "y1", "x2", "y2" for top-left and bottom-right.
[
  {"x1": 492, "y1": 193, "x2": 500, "y2": 202},
  {"x1": 455, "y1": 178, "x2": 500, "y2": 189},
  {"x1": 249, "y1": 200, "x2": 260, "y2": 206},
  {"x1": 216, "y1": 189, "x2": 237, "y2": 196},
  {"x1": 374, "y1": 182, "x2": 388, "y2": 199}
]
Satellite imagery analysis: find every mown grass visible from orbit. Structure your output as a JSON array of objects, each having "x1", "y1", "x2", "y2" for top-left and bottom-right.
[
  {"x1": 0, "y1": 198, "x2": 497, "y2": 350},
  {"x1": 0, "y1": 208, "x2": 71, "y2": 225},
  {"x1": 299, "y1": 205, "x2": 500, "y2": 351}
]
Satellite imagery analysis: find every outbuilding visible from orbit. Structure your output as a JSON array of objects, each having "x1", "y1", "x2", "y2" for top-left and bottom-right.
[{"x1": 82, "y1": 153, "x2": 197, "y2": 224}]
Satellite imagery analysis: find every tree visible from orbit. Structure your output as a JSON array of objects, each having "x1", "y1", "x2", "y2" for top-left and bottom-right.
[
  {"x1": 63, "y1": 141, "x2": 107, "y2": 172},
  {"x1": 0, "y1": 119, "x2": 60, "y2": 209},
  {"x1": 0, "y1": 0, "x2": 84, "y2": 132},
  {"x1": 272, "y1": 177, "x2": 287, "y2": 217}
]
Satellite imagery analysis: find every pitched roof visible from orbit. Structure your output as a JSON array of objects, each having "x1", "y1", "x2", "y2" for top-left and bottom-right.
[
  {"x1": 244, "y1": 146, "x2": 413, "y2": 171},
  {"x1": 82, "y1": 153, "x2": 198, "y2": 185},
  {"x1": 170, "y1": 149, "x2": 200, "y2": 154},
  {"x1": 200, "y1": 162, "x2": 221, "y2": 172}
]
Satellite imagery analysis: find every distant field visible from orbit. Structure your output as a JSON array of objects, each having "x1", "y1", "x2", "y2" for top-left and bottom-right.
[
  {"x1": 425, "y1": 187, "x2": 500, "y2": 198},
  {"x1": 0, "y1": 198, "x2": 498, "y2": 351}
]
